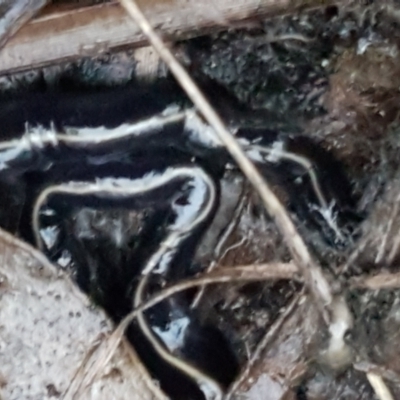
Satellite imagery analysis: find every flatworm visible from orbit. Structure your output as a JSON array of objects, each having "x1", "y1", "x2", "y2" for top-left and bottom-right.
[{"x1": 0, "y1": 80, "x2": 361, "y2": 399}]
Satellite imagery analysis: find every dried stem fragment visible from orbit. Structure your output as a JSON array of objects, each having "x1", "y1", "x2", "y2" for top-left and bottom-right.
[
  {"x1": 366, "y1": 373, "x2": 394, "y2": 400},
  {"x1": 354, "y1": 362, "x2": 400, "y2": 387},
  {"x1": 350, "y1": 272, "x2": 400, "y2": 290},
  {"x1": 73, "y1": 262, "x2": 302, "y2": 391}
]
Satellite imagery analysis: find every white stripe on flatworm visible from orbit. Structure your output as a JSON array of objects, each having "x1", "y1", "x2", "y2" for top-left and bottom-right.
[
  {"x1": 0, "y1": 109, "x2": 189, "y2": 170},
  {"x1": 33, "y1": 164, "x2": 222, "y2": 400}
]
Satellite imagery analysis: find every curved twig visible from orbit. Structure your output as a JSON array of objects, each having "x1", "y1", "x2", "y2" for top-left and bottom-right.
[{"x1": 74, "y1": 261, "x2": 302, "y2": 391}]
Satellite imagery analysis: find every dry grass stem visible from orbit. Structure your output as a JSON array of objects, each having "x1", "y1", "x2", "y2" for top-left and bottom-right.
[
  {"x1": 354, "y1": 362, "x2": 400, "y2": 386},
  {"x1": 64, "y1": 324, "x2": 129, "y2": 399},
  {"x1": 366, "y1": 373, "x2": 395, "y2": 400},
  {"x1": 134, "y1": 263, "x2": 302, "y2": 319},
  {"x1": 350, "y1": 272, "x2": 400, "y2": 290},
  {"x1": 62, "y1": 341, "x2": 103, "y2": 400},
  {"x1": 118, "y1": 0, "x2": 337, "y2": 323},
  {"x1": 75, "y1": 262, "x2": 302, "y2": 390},
  {"x1": 376, "y1": 201, "x2": 399, "y2": 263}
]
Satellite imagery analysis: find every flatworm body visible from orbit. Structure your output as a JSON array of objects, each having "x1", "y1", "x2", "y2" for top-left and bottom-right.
[{"x1": 0, "y1": 80, "x2": 361, "y2": 399}]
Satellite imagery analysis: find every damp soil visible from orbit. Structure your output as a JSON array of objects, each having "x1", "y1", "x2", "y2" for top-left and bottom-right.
[{"x1": 3, "y1": 1, "x2": 400, "y2": 399}]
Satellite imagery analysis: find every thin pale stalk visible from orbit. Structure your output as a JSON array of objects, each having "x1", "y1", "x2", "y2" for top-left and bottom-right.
[{"x1": 77, "y1": 262, "x2": 302, "y2": 389}]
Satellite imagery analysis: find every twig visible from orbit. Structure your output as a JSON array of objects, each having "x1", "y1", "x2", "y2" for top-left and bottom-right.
[
  {"x1": 366, "y1": 373, "x2": 395, "y2": 400},
  {"x1": 131, "y1": 262, "x2": 301, "y2": 324},
  {"x1": 388, "y1": 196, "x2": 400, "y2": 261},
  {"x1": 118, "y1": 0, "x2": 336, "y2": 324},
  {"x1": 208, "y1": 263, "x2": 300, "y2": 280},
  {"x1": 376, "y1": 200, "x2": 399, "y2": 263},
  {"x1": 67, "y1": 261, "x2": 400, "y2": 396},
  {"x1": 350, "y1": 272, "x2": 400, "y2": 290},
  {"x1": 62, "y1": 339, "x2": 103, "y2": 400},
  {"x1": 354, "y1": 361, "x2": 400, "y2": 386},
  {"x1": 74, "y1": 261, "x2": 302, "y2": 390}
]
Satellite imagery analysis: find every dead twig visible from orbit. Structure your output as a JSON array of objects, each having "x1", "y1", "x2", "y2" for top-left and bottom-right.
[
  {"x1": 37, "y1": 256, "x2": 399, "y2": 399},
  {"x1": 366, "y1": 373, "x2": 395, "y2": 400},
  {"x1": 72, "y1": 262, "x2": 302, "y2": 390},
  {"x1": 354, "y1": 362, "x2": 400, "y2": 386},
  {"x1": 62, "y1": 339, "x2": 103, "y2": 400},
  {"x1": 376, "y1": 199, "x2": 399, "y2": 264},
  {"x1": 350, "y1": 272, "x2": 400, "y2": 290}
]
